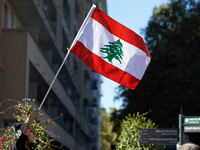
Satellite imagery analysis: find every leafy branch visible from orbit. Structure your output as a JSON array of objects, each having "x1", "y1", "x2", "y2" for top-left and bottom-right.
[
  {"x1": 117, "y1": 111, "x2": 160, "y2": 150},
  {"x1": 0, "y1": 100, "x2": 63, "y2": 150}
]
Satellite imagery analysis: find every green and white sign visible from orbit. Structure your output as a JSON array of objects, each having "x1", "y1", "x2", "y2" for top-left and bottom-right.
[{"x1": 184, "y1": 117, "x2": 200, "y2": 125}]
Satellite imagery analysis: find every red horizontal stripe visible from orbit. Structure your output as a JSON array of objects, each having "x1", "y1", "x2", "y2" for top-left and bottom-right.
[
  {"x1": 70, "y1": 41, "x2": 140, "y2": 90},
  {"x1": 91, "y1": 7, "x2": 151, "y2": 58}
]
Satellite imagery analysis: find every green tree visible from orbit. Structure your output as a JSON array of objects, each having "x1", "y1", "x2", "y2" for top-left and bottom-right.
[
  {"x1": 0, "y1": 102, "x2": 60, "y2": 149},
  {"x1": 101, "y1": 108, "x2": 118, "y2": 150},
  {"x1": 113, "y1": 0, "x2": 200, "y2": 133},
  {"x1": 117, "y1": 112, "x2": 159, "y2": 150}
]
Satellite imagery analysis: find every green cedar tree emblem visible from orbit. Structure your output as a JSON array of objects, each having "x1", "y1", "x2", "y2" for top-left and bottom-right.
[{"x1": 100, "y1": 39, "x2": 124, "y2": 64}]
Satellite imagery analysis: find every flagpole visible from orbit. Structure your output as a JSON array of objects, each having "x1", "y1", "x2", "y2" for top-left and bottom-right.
[{"x1": 38, "y1": 48, "x2": 71, "y2": 110}]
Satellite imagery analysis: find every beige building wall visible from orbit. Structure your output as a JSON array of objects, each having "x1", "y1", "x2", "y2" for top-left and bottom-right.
[{"x1": 1, "y1": 30, "x2": 29, "y2": 101}]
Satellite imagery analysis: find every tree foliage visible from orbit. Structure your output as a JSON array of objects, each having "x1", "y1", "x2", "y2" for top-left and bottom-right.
[
  {"x1": 113, "y1": 0, "x2": 200, "y2": 130},
  {"x1": 0, "y1": 102, "x2": 60, "y2": 150},
  {"x1": 117, "y1": 112, "x2": 159, "y2": 150}
]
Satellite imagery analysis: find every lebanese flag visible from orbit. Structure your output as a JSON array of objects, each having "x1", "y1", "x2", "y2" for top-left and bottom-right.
[{"x1": 70, "y1": 4, "x2": 151, "y2": 90}]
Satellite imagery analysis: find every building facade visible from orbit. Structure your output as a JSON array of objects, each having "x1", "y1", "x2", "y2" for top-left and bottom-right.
[{"x1": 0, "y1": 0, "x2": 107, "y2": 149}]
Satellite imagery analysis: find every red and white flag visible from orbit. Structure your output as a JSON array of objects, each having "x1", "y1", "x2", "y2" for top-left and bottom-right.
[{"x1": 70, "y1": 4, "x2": 151, "y2": 90}]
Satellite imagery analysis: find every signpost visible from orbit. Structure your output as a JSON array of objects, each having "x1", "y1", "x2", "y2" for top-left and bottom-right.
[
  {"x1": 139, "y1": 129, "x2": 178, "y2": 145},
  {"x1": 178, "y1": 115, "x2": 200, "y2": 146},
  {"x1": 139, "y1": 115, "x2": 200, "y2": 146},
  {"x1": 140, "y1": 137, "x2": 177, "y2": 145}
]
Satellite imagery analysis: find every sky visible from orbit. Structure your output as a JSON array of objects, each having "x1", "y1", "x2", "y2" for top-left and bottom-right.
[{"x1": 100, "y1": 0, "x2": 169, "y2": 112}]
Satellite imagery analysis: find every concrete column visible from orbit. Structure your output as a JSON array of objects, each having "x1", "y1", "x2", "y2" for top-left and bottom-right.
[{"x1": 55, "y1": 0, "x2": 63, "y2": 50}]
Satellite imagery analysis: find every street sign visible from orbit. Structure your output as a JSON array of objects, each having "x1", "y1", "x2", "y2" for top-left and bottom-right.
[
  {"x1": 179, "y1": 115, "x2": 200, "y2": 145},
  {"x1": 140, "y1": 137, "x2": 178, "y2": 145},
  {"x1": 184, "y1": 125, "x2": 200, "y2": 133},
  {"x1": 140, "y1": 129, "x2": 178, "y2": 136},
  {"x1": 139, "y1": 129, "x2": 178, "y2": 145},
  {"x1": 184, "y1": 117, "x2": 200, "y2": 125}
]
